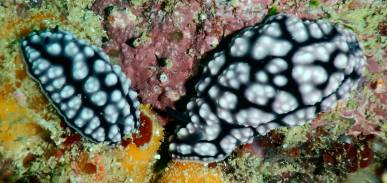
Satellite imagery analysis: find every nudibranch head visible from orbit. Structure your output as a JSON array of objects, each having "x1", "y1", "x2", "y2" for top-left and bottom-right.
[
  {"x1": 169, "y1": 14, "x2": 366, "y2": 162},
  {"x1": 21, "y1": 28, "x2": 141, "y2": 143}
]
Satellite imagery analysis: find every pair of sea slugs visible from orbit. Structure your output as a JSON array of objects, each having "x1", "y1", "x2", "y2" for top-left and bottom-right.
[{"x1": 21, "y1": 13, "x2": 365, "y2": 162}]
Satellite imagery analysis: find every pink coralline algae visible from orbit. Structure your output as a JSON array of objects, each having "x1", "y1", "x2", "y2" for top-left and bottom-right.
[{"x1": 92, "y1": 0, "x2": 270, "y2": 110}]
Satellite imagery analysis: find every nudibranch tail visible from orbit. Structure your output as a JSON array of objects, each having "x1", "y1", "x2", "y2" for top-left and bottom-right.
[
  {"x1": 21, "y1": 28, "x2": 141, "y2": 143},
  {"x1": 169, "y1": 13, "x2": 366, "y2": 162}
]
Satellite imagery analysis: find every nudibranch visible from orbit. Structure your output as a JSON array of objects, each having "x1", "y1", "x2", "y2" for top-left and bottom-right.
[
  {"x1": 169, "y1": 14, "x2": 366, "y2": 162},
  {"x1": 21, "y1": 28, "x2": 140, "y2": 143}
]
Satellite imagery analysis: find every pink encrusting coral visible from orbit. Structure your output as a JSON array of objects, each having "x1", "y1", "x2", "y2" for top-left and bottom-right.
[{"x1": 92, "y1": 0, "x2": 272, "y2": 110}]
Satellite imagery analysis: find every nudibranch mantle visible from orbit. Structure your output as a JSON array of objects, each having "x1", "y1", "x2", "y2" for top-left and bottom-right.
[
  {"x1": 169, "y1": 14, "x2": 366, "y2": 162},
  {"x1": 21, "y1": 29, "x2": 140, "y2": 143}
]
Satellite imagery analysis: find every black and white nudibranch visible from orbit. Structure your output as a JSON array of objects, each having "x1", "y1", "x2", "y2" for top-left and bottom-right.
[
  {"x1": 21, "y1": 28, "x2": 140, "y2": 143},
  {"x1": 169, "y1": 14, "x2": 366, "y2": 162}
]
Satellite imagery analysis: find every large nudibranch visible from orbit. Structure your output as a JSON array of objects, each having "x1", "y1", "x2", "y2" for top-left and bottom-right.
[
  {"x1": 21, "y1": 28, "x2": 140, "y2": 143},
  {"x1": 169, "y1": 14, "x2": 366, "y2": 162}
]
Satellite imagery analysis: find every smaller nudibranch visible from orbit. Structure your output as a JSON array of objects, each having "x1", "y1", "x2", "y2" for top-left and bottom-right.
[
  {"x1": 169, "y1": 13, "x2": 366, "y2": 162},
  {"x1": 21, "y1": 28, "x2": 141, "y2": 143}
]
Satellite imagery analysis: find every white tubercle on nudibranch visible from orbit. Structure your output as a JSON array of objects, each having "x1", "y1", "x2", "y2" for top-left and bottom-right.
[
  {"x1": 169, "y1": 14, "x2": 366, "y2": 162},
  {"x1": 21, "y1": 28, "x2": 141, "y2": 143}
]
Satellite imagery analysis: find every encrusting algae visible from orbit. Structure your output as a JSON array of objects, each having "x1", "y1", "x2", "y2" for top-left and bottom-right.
[{"x1": 160, "y1": 162, "x2": 225, "y2": 183}]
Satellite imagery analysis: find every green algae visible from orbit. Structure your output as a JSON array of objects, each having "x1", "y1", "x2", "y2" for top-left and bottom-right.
[
  {"x1": 194, "y1": 11, "x2": 208, "y2": 24},
  {"x1": 130, "y1": 0, "x2": 146, "y2": 7},
  {"x1": 161, "y1": 58, "x2": 174, "y2": 69},
  {"x1": 325, "y1": 2, "x2": 387, "y2": 51},
  {"x1": 278, "y1": 125, "x2": 310, "y2": 148},
  {"x1": 226, "y1": 153, "x2": 309, "y2": 183},
  {"x1": 35, "y1": 118, "x2": 64, "y2": 146},
  {"x1": 344, "y1": 168, "x2": 380, "y2": 183},
  {"x1": 161, "y1": 0, "x2": 178, "y2": 14},
  {"x1": 133, "y1": 31, "x2": 152, "y2": 47},
  {"x1": 225, "y1": 154, "x2": 264, "y2": 183},
  {"x1": 308, "y1": 0, "x2": 320, "y2": 8},
  {"x1": 267, "y1": 6, "x2": 279, "y2": 16}
]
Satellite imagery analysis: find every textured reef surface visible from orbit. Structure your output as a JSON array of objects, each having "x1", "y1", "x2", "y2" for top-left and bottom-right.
[{"x1": 0, "y1": 0, "x2": 386, "y2": 182}]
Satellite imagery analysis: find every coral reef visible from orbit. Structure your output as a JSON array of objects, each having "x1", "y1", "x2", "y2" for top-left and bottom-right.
[
  {"x1": 160, "y1": 162, "x2": 225, "y2": 183},
  {"x1": 0, "y1": 0, "x2": 386, "y2": 182},
  {"x1": 91, "y1": 0, "x2": 272, "y2": 110}
]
